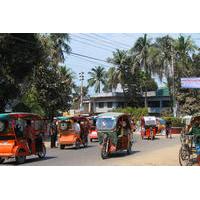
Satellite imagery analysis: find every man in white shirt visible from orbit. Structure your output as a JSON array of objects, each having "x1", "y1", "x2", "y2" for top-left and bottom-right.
[{"x1": 73, "y1": 119, "x2": 80, "y2": 134}]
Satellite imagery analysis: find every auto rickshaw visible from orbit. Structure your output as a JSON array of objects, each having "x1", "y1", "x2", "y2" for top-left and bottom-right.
[
  {"x1": 88, "y1": 115, "x2": 98, "y2": 142},
  {"x1": 57, "y1": 116, "x2": 90, "y2": 149},
  {"x1": 179, "y1": 114, "x2": 200, "y2": 166},
  {"x1": 96, "y1": 112, "x2": 133, "y2": 159},
  {"x1": 141, "y1": 116, "x2": 157, "y2": 140},
  {"x1": 0, "y1": 112, "x2": 46, "y2": 164},
  {"x1": 156, "y1": 118, "x2": 166, "y2": 135}
]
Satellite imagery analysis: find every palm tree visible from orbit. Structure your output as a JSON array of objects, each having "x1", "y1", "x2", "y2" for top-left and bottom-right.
[
  {"x1": 174, "y1": 35, "x2": 197, "y2": 77},
  {"x1": 88, "y1": 66, "x2": 106, "y2": 93},
  {"x1": 130, "y1": 34, "x2": 152, "y2": 107},
  {"x1": 103, "y1": 67, "x2": 118, "y2": 92},
  {"x1": 107, "y1": 49, "x2": 130, "y2": 94},
  {"x1": 50, "y1": 33, "x2": 71, "y2": 64}
]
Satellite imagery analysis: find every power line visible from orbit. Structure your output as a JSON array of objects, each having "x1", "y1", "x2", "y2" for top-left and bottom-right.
[
  {"x1": 70, "y1": 53, "x2": 110, "y2": 67},
  {"x1": 92, "y1": 33, "x2": 131, "y2": 48},
  {"x1": 73, "y1": 34, "x2": 116, "y2": 50},
  {"x1": 78, "y1": 33, "x2": 124, "y2": 50},
  {"x1": 72, "y1": 37, "x2": 114, "y2": 52},
  {"x1": 70, "y1": 52, "x2": 109, "y2": 63}
]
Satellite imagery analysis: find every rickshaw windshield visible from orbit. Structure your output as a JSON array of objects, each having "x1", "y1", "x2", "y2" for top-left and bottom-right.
[
  {"x1": 59, "y1": 121, "x2": 72, "y2": 131},
  {"x1": 159, "y1": 119, "x2": 166, "y2": 125},
  {"x1": 0, "y1": 120, "x2": 8, "y2": 133},
  {"x1": 96, "y1": 117, "x2": 116, "y2": 130}
]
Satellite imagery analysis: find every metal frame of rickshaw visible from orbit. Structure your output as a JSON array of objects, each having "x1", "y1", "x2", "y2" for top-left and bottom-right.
[
  {"x1": 57, "y1": 116, "x2": 90, "y2": 149},
  {"x1": 179, "y1": 115, "x2": 200, "y2": 166},
  {"x1": 97, "y1": 112, "x2": 133, "y2": 159},
  {"x1": 0, "y1": 112, "x2": 46, "y2": 164},
  {"x1": 141, "y1": 116, "x2": 157, "y2": 140}
]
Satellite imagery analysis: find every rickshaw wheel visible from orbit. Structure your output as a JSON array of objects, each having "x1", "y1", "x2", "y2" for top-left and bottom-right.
[
  {"x1": 179, "y1": 147, "x2": 190, "y2": 166},
  {"x1": 60, "y1": 145, "x2": 65, "y2": 149},
  {"x1": 101, "y1": 142, "x2": 109, "y2": 159},
  {"x1": 38, "y1": 144, "x2": 46, "y2": 159},
  {"x1": 75, "y1": 140, "x2": 81, "y2": 149},
  {"x1": 197, "y1": 155, "x2": 200, "y2": 166},
  {"x1": 150, "y1": 132, "x2": 154, "y2": 140},
  {"x1": 15, "y1": 149, "x2": 26, "y2": 164},
  {"x1": 83, "y1": 141, "x2": 88, "y2": 148},
  {"x1": 0, "y1": 157, "x2": 5, "y2": 164},
  {"x1": 127, "y1": 142, "x2": 132, "y2": 155}
]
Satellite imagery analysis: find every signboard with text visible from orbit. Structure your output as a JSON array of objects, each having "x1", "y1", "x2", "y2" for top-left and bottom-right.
[{"x1": 181, "y1": 78, "x2": 200, "y2": 88}]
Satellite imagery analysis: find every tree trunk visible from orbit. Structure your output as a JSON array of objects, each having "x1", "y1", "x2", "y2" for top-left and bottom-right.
[{"x1": 144, "y1": 87, "x2": 148, "y2": 108}]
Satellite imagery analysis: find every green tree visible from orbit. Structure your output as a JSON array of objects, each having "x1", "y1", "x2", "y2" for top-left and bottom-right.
[
  {"x1": 107, "y1": 49, "x2": 129, "y2": 94},
  {"x1": 0, "y1": 33, "x2": 46, "y2": 112},
  {"x1": 103, "y1": 67, "x2": 118, "y2": 92},
  {"x1": 130, "y1": 34, "x2": 153, "y2": 107},
  {"x1": 88, "y1": 66, "x2": 106, "y2": 93}
]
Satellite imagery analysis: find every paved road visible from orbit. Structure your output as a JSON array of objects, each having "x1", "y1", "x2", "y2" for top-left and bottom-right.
[{"x1": 2, "y1": 134, "x2": 180, "y2": 166}]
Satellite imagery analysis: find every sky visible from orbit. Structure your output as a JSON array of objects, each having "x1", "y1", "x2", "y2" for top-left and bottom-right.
[{"x1": 64, "y1": 33, "x2": 200, "y2": 95}]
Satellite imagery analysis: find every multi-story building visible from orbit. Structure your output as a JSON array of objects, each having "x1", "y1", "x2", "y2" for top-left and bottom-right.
[{"x1": 82, "y1": 88, "x2": 171, "y2": 116}]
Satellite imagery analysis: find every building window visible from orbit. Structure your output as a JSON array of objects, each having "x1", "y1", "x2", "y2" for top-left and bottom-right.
[
  {"x1": 162, "y1": 101, "x2": 171, "y2": 107},
  {"x1": 98, "y1": 102, "x2": 104, "y2": 108},
  {"x1": 148, "y1": 101, "x2": 160, "y2": 107},
  {"x1": 117, "y1": 102, "x2": 124, "y2": 108},
  {"x1": 107, "y1": 102, "x2": 113, "y2": 108}
]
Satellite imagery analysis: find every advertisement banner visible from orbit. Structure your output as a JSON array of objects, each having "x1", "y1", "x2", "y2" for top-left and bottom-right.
[{"x1": 181, "y1": 78, "x2": 200, "y2": 88}]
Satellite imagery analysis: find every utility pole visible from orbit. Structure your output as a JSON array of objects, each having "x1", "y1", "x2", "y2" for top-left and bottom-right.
[
  {"x1": 79, "y1": 72, "x2": 84, "y2": 113},
  {"x1": 171, "y1": 48, "x2": 177, "y2": 117}
]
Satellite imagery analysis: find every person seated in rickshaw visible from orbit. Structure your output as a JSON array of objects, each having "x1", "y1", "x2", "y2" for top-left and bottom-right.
[
  {"x1": 117, "y1": 120, "x2": 129, "y2": 137},
  {"x1": 72, "y1": 119, "x2": 80, "y2": 134},
  {"x1": 0, "y1": 120, "x2": 8, "y2": 133}
]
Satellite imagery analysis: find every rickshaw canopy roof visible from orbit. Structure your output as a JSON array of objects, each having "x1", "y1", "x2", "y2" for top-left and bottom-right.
[
  {"x1": 98, "y1": 112, "x2": 125, "y2": 119},
  {"x1": 142, "y1": 116, "x2": 157, "y2": 125},
  {"x1": 0, "y1": 112, "x2": 42, "y2": 120},
  {"x1": 55, "y1": 116, "x2": 72, "y2": 121}
]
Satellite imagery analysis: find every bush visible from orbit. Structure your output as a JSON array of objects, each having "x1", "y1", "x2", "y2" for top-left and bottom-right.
[
  {"x1": 163, "y1": 117, "x2": 184, "y2": 127},
  {"x1": 112, "y1": 107, "x2": 148, "y2": 121}
]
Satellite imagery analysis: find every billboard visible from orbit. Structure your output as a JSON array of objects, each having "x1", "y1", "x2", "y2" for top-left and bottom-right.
[{"x1": 181, "y1": 78, "x2": 200, "y2": 88}]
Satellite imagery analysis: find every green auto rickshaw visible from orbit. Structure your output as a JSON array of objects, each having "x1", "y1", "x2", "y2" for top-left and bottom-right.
[{"x1": 96, "y1": 112, "x2": 133, "y2": 159}]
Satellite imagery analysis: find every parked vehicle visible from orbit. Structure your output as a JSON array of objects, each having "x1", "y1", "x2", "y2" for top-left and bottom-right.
[
  {"x1": 88, "y1": 116, "x2": 98, "y2": 142},
  {"x1": 156, "y1": 118, "x2": 166, "y2": 135},
  {"x1": 0, "y1": 113, "x2": 46, "y2": 164},
  {"x1": 96, "y1": 112, "x2": 133, "y2": 159},
  {"x1": 57, "y1": 116, "x2": 90, "y2": 149},
  {"x1": 179, "y1": 115, "x2": 200, "y2": 166},
  {"x1": 141, "y1": 116, "x2": 157, "y2": 140}
]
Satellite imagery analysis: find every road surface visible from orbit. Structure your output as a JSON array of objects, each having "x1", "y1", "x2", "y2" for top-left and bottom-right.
[{"x1": 2, "y1": 134, "x2": 181, "y2": 166}]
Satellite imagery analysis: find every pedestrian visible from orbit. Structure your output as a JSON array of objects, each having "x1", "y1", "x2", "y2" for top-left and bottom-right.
[
  {"x1": 24, "y1": 120, "x2": 34, "y2": 153},
  {"x1": 166, "y1": 121, "x2": 172, "y2": 139},
  {"x1": 50, "y1": 119, "x2": 58, "y2": 148}
]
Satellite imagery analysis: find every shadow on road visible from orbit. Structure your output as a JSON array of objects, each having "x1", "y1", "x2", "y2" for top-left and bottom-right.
[
  {"x1": 3, "y1": 156, "x2": 57, "y2": 166},
  {"x1": 109, "y1": 150, "x2": 140, "y2": 158},
  {"x1": 60, "y1": 145, "x2": 96, "y2": 151}
]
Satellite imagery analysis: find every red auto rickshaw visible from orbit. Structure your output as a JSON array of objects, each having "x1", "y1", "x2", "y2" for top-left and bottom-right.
[
  {"x1": 88, "y1": 116, "x2": 98, "y2": 142},
  {"x1": 141, "y1": 116, "x2": 157, "y2": 140},
  {"x1": 0, "y1": 113, "x2": 46, "y2": 164},
  {"x1": 57, "y1": 116, "x2": 90, "y2": 149}
]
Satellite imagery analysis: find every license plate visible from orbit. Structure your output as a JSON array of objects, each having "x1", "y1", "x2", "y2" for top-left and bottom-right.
[{"x1": 0, "y1": 141, "x2": 8, "y2": 145}]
